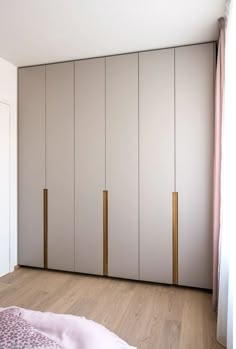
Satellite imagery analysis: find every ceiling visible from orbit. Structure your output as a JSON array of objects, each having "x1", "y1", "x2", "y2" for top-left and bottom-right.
[{"x1": 0, "y1": 0, "x2": 225, "y2": 67}]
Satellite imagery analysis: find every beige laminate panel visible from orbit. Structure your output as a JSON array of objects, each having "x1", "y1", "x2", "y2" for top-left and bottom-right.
[
  {"x1": 175, "y1": 43, "x2": 214, "y2": 288},
  {"x1": 46, "y1": 62, "x2": 75, "y2": 272},
  {"x1": 139, "y1": 49, "x2": 174, "y2": 284},
  {"x1": 75, "y1": 58, "x2": 105, "y2": 275},
  {"x1": 106, "y1": 53, "x2": 139, "y2": 280},
  {"x1": 18, "y1": 66, "x2": 45, "y2": 268}
]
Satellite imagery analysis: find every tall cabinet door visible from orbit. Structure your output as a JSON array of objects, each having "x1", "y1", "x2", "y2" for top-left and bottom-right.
[
  {"x1": 175, "y1": 44, "x2": 214, "y2": 288},
  {"x1": 139, "y1": 49, "x2": 174, "y2": 283},
  {"x1": 106, "y1": 53, "x2": 139, "y2": 280},
  {"x1": 75, "y1": 58, "x2": 105, "y2": 275},
  {"x1": 18, "y1": 66, "x2": 45, "y2": 268},
  {"x1": 46, "y1": 62, "x2": 75, "y2": 272}
]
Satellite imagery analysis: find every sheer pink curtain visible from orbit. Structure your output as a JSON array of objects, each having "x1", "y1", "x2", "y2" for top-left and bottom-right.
[{"x1": 213, "y1": 17, "x2": 225, "y2": 311}]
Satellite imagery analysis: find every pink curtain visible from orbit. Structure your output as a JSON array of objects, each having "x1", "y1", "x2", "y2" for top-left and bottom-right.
[{"x1": 213, "y1": 17, "x2": 225, "y2": 311}]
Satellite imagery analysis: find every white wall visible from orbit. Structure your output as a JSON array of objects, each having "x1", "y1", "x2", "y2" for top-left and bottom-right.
[{"x1": 0, "y1": 57, "x2": 17, "y2": 271}]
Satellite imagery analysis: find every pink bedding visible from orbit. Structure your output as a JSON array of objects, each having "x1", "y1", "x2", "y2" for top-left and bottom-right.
[
  {"x1": 0, "y1": 308, "x2": 63, "y2": 348},
  {"x1": 0, "y1": 307, "x2": 136, "y2": 349}
]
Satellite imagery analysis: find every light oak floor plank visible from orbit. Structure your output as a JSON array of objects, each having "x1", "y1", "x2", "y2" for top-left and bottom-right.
[{"x1": 0, "y1": 267, "x2": 223, "y2": 349}]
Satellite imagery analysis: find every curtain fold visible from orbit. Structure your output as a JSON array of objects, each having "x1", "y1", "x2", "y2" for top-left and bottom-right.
[
  {"x1": 216, "y1": 2, "x2": 235, "y2": 347},
  {"x1": 213, "y1": 17, "x2": 225, "y2": 312}
]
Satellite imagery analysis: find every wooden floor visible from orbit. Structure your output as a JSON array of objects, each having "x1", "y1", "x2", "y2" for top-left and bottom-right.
[{"x1": 0, "y1": 267, "x2": 223, "y2": 349}]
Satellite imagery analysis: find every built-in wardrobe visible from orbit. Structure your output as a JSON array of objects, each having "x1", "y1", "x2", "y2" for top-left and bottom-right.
[{"x1": 18, "y1": 42, "x2": 214, "y2": 289}]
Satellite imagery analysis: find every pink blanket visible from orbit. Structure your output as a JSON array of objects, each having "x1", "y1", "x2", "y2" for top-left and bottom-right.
[{"x1": 0, "y1": 307, "x2": 136, "y2": 349}]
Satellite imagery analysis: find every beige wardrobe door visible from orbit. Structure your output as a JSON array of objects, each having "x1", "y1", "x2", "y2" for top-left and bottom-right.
[
  {"x1": 46, "y1": 62, "x2": 75, "y2": 272},
  {"x1": 139, "y1": 49, "x2": 174, "y2": 284},
  {"x1": 75, "y1": 58, "x2": 105, "y2": 275},
  {"x1": 175, "y1": 44, "x2": 214, "y2": 288},
  {"x1": 18, "y1": 66, "x2": 45, "y2": 268},
  {"x1": 106, "y1": 53, "x2": 139, "y2": 280}
]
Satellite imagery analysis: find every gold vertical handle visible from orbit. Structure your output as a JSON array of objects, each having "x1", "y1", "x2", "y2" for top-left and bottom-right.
[
  {"x1": 103, "y1": 190, "x2": 108, "y2": 276},
  {"x1": 172, "y1": 192, "x2": 178, "y2": 285},
  {"x1": 44, "y1": 189, "x2": 48, "y2": 269}
]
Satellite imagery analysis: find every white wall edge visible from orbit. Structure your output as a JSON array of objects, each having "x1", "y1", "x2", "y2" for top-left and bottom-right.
[{"x1": 0, "y1": 97, "x2": 17, "y2": 273}]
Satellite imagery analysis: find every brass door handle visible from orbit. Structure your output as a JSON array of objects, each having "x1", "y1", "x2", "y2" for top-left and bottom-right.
[
  {"x1": 172, "y1": 192, "x2": 178, "y2": 285},
  {"x1": 44, "y1": 189, "x2": 48, "y2": 269},
  {"x1": 103, "y1": 190, "x2": 108, "y2": 276}
]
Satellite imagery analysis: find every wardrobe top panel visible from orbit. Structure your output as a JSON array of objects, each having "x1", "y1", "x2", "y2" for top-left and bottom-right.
[{"x1": 18, "y1": 42, "x2": 215, "y2": 69}]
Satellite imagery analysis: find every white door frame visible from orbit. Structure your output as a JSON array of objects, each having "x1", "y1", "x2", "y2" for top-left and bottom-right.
[{"x1": 0, "y1": 99, "x2": 11, "y2": 276}]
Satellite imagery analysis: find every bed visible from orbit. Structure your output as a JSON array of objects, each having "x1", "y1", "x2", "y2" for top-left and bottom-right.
[{"x1": 0, "y1": 307, "x2": 136, "y2": 349}]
